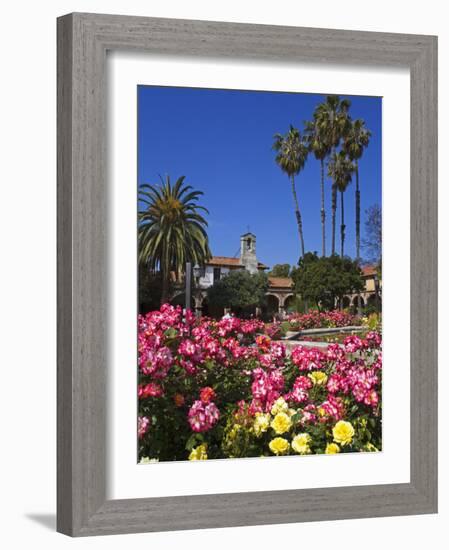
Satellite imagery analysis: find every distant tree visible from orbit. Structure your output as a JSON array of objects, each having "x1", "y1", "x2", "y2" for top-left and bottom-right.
[
  {"x1": 362, "y1": 204, "x2": 382, "y2": 266},
  {"x1": 272, "y1": 125, "x2": 309, "y2": 258},
  {"x1": 269, "y1": 264, "x2": 291, "y2": 278},
  {"x1": 207, "y1": 270, "x2": 269, "y2": 313},
  {"x1": 291, "y1": 253, "x2": 364, "y2": 310}
]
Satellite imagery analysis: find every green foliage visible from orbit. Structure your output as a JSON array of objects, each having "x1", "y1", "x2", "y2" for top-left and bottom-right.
[
  {"x1": 365, "y1": 312, "x2": 381, "y2": 331},
  {"x1": 221, "y1": 407, "x2": 259, "y2": 459},
  {"x1": 363, "y1": 304, "x2": 379, "y2": 316},
  {"x1": 314, "y1": 95, "x2": 352, "y2": 149},
  {"x1": 138, "y1": 266, "x2": 167, "y2": 313},
  {"x1": 327, "y1": 151, "x2": 355, "y2": 194},
  {"x1": 291, "y1": 253, "x2": 364, "y2": 310},
  {"x1": 207, "y1": 270, "x2": 269, "y2": 311},
  {"x1": 285, "y1": 295, "x2": 306, "y2": 313},
  {"x1": 269, "y1": 263, "x2": 291, "y2": 278},
  {"x1": 304, "y1": 119, "x2": 330, "y2": 161},
  {"x1": 138, "y1": 175, "x2": 211, "y2": 303},
  {"x1": 272, "y1": 125, "x2": 308, "y2": 178},
  {"x1": 280, "y1": 321, "x2": 292, "y2": 335},
  {"x1": 343, "y1": 118, "x2": 372, "y2": 163}
]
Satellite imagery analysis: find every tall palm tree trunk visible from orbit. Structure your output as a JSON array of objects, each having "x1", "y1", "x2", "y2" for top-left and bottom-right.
[
  {"x1": 320, "y1": 159, "x2": 326, "y2": 256},
  {"x1": 331, "y1": 148, "x2": 337, "y2": 255},
  {"x1": 355, "y1": 161, "x2": 360, "y2": 261},
  {"x1": 290, "y1": 175, "x2": 306, "y2": 258},
  {"x1": 355, "y1": 161, "x2": 362, "y2": 315},
  {"x1": 331, "y1": 183, "x2": 337, "y2": 255},
  {"x1": 340, "y1": 190, "x2": 346, "y2": 258}
]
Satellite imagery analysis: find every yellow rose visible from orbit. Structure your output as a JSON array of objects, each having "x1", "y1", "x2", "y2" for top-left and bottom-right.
[
  {"x1": 253, "y1": 413, "x2": 271, "y2": 437},
  {"x1": 228, "y1": 424, "x2": 241, "y2": 441},
  {"x1": 271, "y1": 412, "x2": 292, "y2": 435},
  {"x1": 332, "y1": 420, "x2": 355, "y2": 446},
  {"x1": 269, "y1": 437, "x2": 290, "y2": 455},
  {"x1": 325, "y1": 443, "x2": 340, "y2": 454},
  {"x1": 271, "y1": 397, "x2": 289, "y2": 416},
  {"x1": 291, "y1": 433, "x2": 312, "y2": 455},
  {"x1": 308, "y1": 371, "x2": 328, "y2": 386},
  {"x1": 139, "y1": 456, "x2": 159, "y2": 464},
  {"x1": 363, "y1": 442, "x2": 379, "y2": 453},
  {"x1": 188, "y1": 443, "x2": 208, "y2": 460}
]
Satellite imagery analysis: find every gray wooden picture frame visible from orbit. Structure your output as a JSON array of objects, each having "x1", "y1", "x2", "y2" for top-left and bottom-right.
[{"x1": 57, "y1": 12, "x2": 438, "y2": 537}]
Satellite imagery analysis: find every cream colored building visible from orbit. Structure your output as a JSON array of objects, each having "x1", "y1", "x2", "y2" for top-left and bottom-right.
[
  {"x1": 171, "y1": 232, "x2": 380, "y2": 316},
  {"x1": 343, "y1": 265, "x2": 381, "y2": 310},
  {"x1": 172, "y1": 232, "x2": 294, "y2": 317}
]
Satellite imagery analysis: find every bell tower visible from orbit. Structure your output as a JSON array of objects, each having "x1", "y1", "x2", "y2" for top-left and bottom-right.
[{"x1": 240, "y1": 232, "x2": 258, "y2": 274}]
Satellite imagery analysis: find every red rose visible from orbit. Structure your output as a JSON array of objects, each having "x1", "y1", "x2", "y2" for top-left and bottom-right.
[{"x1": 200, "y1": 386, "x2": 216, "y2": 404}]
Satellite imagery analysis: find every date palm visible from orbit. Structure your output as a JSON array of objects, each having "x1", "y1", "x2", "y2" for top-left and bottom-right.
[
  {"x1": 304, "y1": 118, "x2": 331, "y2": 256},
  {"x1": 328, "y1": 151, "x2": 355, "y2": 258},
  {"x1": 138, "y1": 175, "x2": 211, "y2": 305},
  {"x1": 343, "y1": 119, "x2": 371, "y2": 263},
  {"x1": 315, "y1": 96, "x2": 351, "y2": 255},
  {"x1": 343, "y1": 119, "x2": 371, "y2": 314},
  {"x1": 272, "y1": 125, "x2": 309, "y2": 258}
]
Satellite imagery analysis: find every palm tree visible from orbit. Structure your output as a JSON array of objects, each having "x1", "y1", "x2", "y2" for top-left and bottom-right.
[
  {"x1": 328, "y1": 151, "x2": 355, "y2": 258},
  {"x1": 314, "y1": 96, "x2": 351, "y2": 255},
  {"x1": 272, "y1": 125, "x2": 309, "y2": 258},
  {"x1": 304, "y1": 118, "x2": 331, "y2": 256},
  {"x1": 343, "y1": 119, "x2": 371, "y2": 264},
  {"x1": 138, "y1": 175, "x2": 211, "y2": 305}
]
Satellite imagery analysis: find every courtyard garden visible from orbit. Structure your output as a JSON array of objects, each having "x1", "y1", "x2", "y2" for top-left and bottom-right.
[
  {"x1": 137, "y1": 91, "x2": 382, "y2": 462},
  {"x1": 138, "y1": 304, "x2": 382, "y2": 462}
]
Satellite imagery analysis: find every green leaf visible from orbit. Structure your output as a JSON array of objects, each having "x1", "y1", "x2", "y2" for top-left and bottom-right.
[{"x1": 185, "y1": 434, "x2": 198, "y2": 451}]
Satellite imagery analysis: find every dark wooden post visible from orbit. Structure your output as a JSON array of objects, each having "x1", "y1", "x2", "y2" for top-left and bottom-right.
[{"x1": 185, "y1": 262, "x2": 192, "y2": 312}]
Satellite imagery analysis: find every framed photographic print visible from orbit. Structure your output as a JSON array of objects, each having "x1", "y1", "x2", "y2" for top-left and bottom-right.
[{"x1": 57, "y1": 13, "x2": 437, "y2": 536}]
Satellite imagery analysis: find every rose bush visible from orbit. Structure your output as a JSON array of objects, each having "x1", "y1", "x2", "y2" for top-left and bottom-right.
[
  {"x1": 286, "y1": 310, "x2": 362, "y2": 330},
  {"x1": 138, "y1": 304, "x2": 382, "y2": 462}
]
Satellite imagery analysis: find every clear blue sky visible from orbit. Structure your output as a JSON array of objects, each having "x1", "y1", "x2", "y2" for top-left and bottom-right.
[{"x1": 138, "y1": 86, "x2": 381, "y2": 268}]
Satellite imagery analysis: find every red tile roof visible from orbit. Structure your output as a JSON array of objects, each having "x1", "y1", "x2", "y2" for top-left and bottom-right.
[
  {"x1": 207, "y1": 256, "x2": 241, "y2": 267},
  {"x1": 362, "y1": 265, "x2": 377, "y2": 276},
  {"x1": 206, "y1": 256, "x2": 268, "y2": 269},
  {"x1": 268, "y1": 276, "x2": 293, "y2": 289}
]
